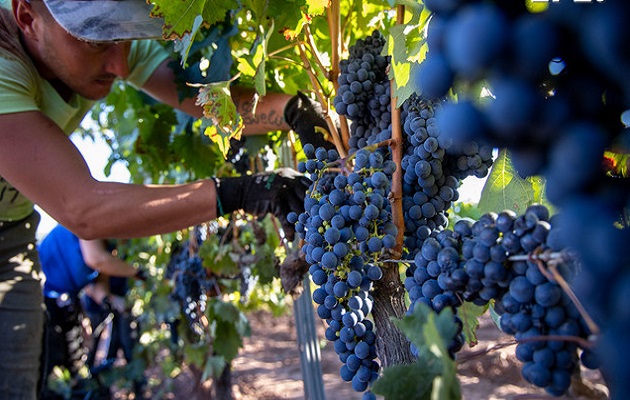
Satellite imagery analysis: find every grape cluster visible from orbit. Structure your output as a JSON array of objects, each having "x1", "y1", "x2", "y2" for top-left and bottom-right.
[
  {"x1": 460, "y1": 206, "x2": 594, "y2": 396},
  {"x1": 399, "y1": 96, "x2": 493, "y2": 255},
  {"x1": 166, "y1": 240, "x2": 216, "y2": 336},
  {"x1": 333, "y1": 30, "x2": 393, "y2": 153},
  {"x1": 403, "y1": 203, "x2": 597, "y2": 396},
  {"x1": 418, "y1": 1, "x2": 630, "y2": 397},
  {"x1": 291, "y1": 143, "x2": 398, "y2": 396},
  {"x1": 404, "y1": 229, "x2": 467, "y2": 356}
]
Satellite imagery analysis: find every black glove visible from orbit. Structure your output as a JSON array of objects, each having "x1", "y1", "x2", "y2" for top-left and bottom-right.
[
  {"x1": 284, "y1": 92, "x2": 336, "y2": 150},
  {"x1": 134, "y1": 268, "x2": 148, "y2": 281},
  {"x1": 214, "y1": 168, "x2": 311, "y2": 240}
]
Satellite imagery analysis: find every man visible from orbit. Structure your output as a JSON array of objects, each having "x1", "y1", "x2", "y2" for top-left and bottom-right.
[
  {"x1": 0, "y1": 1, "x2": 328, "y2": 398},
  {"x1": 38, "y1": 224, "x2": 144, "y2": 399}
]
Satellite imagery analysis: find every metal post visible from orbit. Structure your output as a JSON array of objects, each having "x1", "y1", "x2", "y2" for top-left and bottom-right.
[{"x1": 294, "y1": 275, "x2": 326, "y2": 400}]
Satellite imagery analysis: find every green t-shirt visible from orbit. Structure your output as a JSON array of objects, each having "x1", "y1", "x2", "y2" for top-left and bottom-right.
[{"x1": 0, "y1": 2, "x2": 170, "y2": 221}]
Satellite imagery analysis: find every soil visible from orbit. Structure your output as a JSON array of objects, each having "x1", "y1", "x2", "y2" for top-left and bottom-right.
[{"x1": 147, "y1": 305, "x2": 609, "y2": 400}]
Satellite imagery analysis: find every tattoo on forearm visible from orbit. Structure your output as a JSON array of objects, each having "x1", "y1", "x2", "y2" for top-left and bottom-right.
[
  {"x1": 257, "y1": 109, "x2": 284, "y2": 128},
  {"x1": 235, "y1": 97, "x2": 285, "y2": 129}
]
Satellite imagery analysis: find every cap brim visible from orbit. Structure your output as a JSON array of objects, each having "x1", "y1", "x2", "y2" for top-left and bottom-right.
[{"x1": 44, "y1": 0, "x2": 164, "y2": 42}]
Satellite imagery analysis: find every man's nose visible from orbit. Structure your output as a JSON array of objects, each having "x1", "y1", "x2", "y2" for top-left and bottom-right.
[{"x1": 103, "y1": 43, "x2": 130, "y2": 78}]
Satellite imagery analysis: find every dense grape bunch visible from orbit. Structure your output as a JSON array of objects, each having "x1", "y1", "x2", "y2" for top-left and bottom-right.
[
  {"x1": 290, "y1": 143, "x2": 398, "y2": 397},
  {"x1": 417, "y1": 1, "x2": 630, "y2": 397},
  {"x1": 403, "y1": 204, "x2": 597, "y2": 396},
  {"x1": 166, "y1": 242, "x2": 216, "y2": 336},
  {"x1": 333, "y1": 30, "x2": 393, "y2": 153},
  {"x1": 461, "y1": 206, "x2": 595, "y2": 396},
  {"x1": 399, "y1": 95, "x2": 493, "y2": 256}
]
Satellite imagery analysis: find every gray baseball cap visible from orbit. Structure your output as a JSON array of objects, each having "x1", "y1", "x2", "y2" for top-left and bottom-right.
[{"x1": 43, "y1": 0, "x2": 165, "y2": 42}]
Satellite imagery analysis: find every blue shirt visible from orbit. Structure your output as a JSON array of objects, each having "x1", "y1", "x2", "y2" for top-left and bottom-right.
[{"x1": 38, "y1": 225, "x2": 98, "y2": 298}]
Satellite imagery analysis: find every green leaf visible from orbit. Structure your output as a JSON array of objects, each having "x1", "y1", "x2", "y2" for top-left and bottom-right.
[
  {"x1": 199, "y1": 236, "x2": 241, "y2": 276},
  {"x1": 170, "y1": 133, "x2": 222, "y2": 179},
  {"x1": 378, "y1": 304, "x2": 461, "y2": 400},
  {"x1": 372, "y1": 359, "x2": 440, "y2": 400},
  {"x1": 386, "y1": 22, "x2": 427, "y2": 106},
  {"x1": 201, "y1": 355, "x2": 226, "y2": 381},
  {"x1": 423, "y1": 309, "x2": 458, "y2": 358},
  {"x1": 488, "y1": 303, "x2": 502, "y2": 329},
  {"x1": 172, "y1": 15, "x2": 204, "y2": 66},
  {"x1": 197, "y1": 81, "x2": 244, "y2": 158},
  {"x1": 458, "y1": 302, "x2": 487, "y2": 347},
  {"x1": 212, "y1": 300, "x2": 241, "y2": 323},
  {"x1": 261, "y1": 216, "x2": 281, "y2": 251},
  {"x1": 394, "y1": 0, "x2": 425, "y2": 26},
  {"x1": 478, "y1": 149, "x2": 548, "y2": 215},
  {"x1": 305, "y1": 0, "x2": 329, "y2": 15},
  {"x1": 150, "y1": 0, "x2": 238, "y2": 40},
  {"x1": 393, "y1": 303, "x2": 458, "y2": 363},
  {"x1": 184, "y1": 342, "x2": 209, "y2": 368},
  {"x1": 213, "y1": 319, "x2": 243, "y2": 361},
  {"x1": 253, "y1": 19, "x2": 274, "y2": 97}
]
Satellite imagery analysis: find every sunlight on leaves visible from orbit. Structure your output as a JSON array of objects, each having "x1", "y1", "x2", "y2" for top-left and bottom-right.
[
  {"x1": 196, "y1": 82, "x2": 244, "y2": 158},
  {"x1": 478, "y1": 149, "x2": 547, "y2": 215},
  {"x1": 373, "y1": 304, "x2": 460, "y2": 400},
  {"x1": 150, "y1": 0, "x2": 238, "y2": 40}
]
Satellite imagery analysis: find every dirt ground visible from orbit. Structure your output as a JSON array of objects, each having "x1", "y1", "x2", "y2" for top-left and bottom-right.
[
  {"x1": 137, "y1": 304, "x2": 608, "y2": 400},
  {"x1": 217, "y1": 308, "x2": 607, "y2": 400}
]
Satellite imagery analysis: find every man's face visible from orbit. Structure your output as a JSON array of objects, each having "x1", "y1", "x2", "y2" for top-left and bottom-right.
[{"x1": 30, "y1": 1, "x2": 132, "y2": 100}]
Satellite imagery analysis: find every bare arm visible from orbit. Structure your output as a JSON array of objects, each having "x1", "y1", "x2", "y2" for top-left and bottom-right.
[
  {"x1": 82, "y1": 274, "x2": 110, "y2": 305},
  {"x1": 0, "y1": 111, "x2": 219, "y2": 239},
  {"x1": 79, "y1": 239, "x2": 137, "y2": 277},
  {"x1": 140, "y1": 60, "x2": 294, "y2": 135}
]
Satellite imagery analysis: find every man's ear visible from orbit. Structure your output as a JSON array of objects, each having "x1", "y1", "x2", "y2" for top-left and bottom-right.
[{"x1": 12, "y1": 0, "x2": 38, "y2": 39}]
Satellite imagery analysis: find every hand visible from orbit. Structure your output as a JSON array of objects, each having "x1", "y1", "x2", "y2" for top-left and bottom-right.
[
  {"x1": 109, "y1": 296, "x2": 127, "y2": 313},
  {"x1": 102, "y1": 295, "x2": 126, "y2": 313},
  {"x1": 284, "y1": 92, "x2": 336, "y2": 150},
  {"x1": 214, "y1": 168, "x2": 311, "y2": 240},
  {"x1": 134, "y1": 267, "x2": 148, "y2": 281}
]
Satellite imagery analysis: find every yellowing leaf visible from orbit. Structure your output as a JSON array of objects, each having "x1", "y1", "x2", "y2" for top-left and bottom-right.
[
  {"x1": 305, "y1": 0, "x2": 329, "y2": 16},
  {"x1": 196, "y1": 82, "x2": 244, "y2": 158}
]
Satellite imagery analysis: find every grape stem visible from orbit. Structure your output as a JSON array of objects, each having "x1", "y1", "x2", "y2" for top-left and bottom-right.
[
  {"x1": 456, "y1": 339, "x2": 517, "y2": 364},
  {"x1": 269, "y1": 214, "x2": 293, "y2": 254},
  {"x1": 295, "y1": 36, "x2": 347, "y2": 157},
  {"x1": 309, "y1": 138, "x2": 395, "y2": 194},
  {"x1": 388, "y1": 8, "x2": 405, "y2": 263}
]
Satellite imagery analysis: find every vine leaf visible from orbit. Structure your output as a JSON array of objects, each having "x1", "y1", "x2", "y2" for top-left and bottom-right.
[
  {"x1": 202, "y1": 355, "x2": 226, "y2": 382},
  {"x1": 199, "y1": 235, "x2": 240, "y2": 276},
  {"x1": 373, "y1": 304, "x2": 460, "y2": 400},
  {"x1": 254, "y1": 19, "x2": 275, "y2": 97},
  {"x1": 171, "y1": 133, "x2": 222, "y2": 178},
  {"x1": 458, "y1": 301, "x2": 487, "y2": 347},
  {"x1": 478, "y1": 149, "x2": 547, "y2": 214},
  {"x1": 208, "y1": 301, "x2": 251, "y2": 363},
  {"x1": 387, "y1": 26, "x2": 414, "y2": 105},
  {"x1": 172, "y1": 15, "x2": 204, "y2": 67},
  {"x1": 196, "y1": 81, "x2": 244, "y2": 158},
  {"x1": 305, "y1": 0, "x2": 329, "y2": 15},
  {"x1": 372, "y1": 361, "x2": 440, "y2": 399},
  {"x1": 385, "y1": 4, "x2": 429, "y2": 106},
  {"x1": 150, "y1": 0, "x2": 238, "y2": 40},
  {"x1": 604, "y1": 150, "x2": 630, "y2": 177}
]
